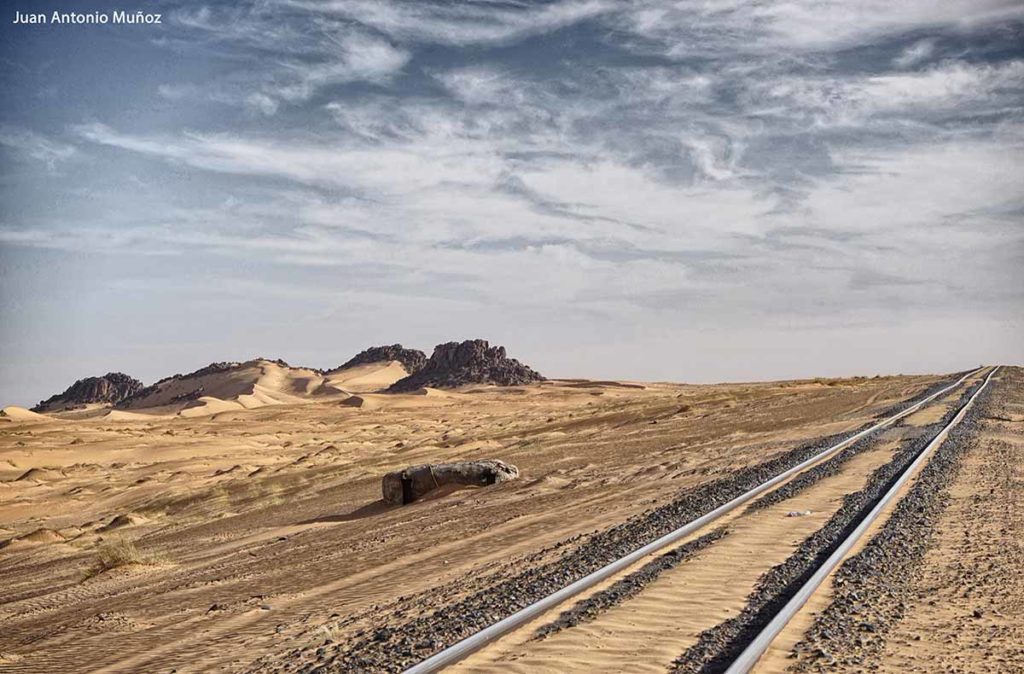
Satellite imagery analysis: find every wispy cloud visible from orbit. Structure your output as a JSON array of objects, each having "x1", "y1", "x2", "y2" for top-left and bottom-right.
[
  {"x1": 893, "y1": 39, "x2": 937, "y2": 68},
  {"x1": 74, "y1": 122, "x2": 501, "y2": 198},
  {"x1": 287, "y1": 0, "x2": 617, "y2": 46},
  {"x1": 57, "y1": 112, "x2": 1024, "y2": 319},
  {"x1": 616, "y1": 0, "x2": 1024, "y2": 55},
  {"x1": 161, "y1": 4, "x2": 410, "y2": 114},
  {"x1": 0, "y1": 127, "x2": 76, "y2": 170},
  {"x1": 757, "y1": 60, "x2": 1024, "y2": 127}
]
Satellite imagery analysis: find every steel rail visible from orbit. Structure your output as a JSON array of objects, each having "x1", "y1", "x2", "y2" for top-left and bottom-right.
[
  {"x1": 724, "y1": 365, "x2": 998, "y2": 673},
  {"x1": 403, "y1": 367, "x2": 985, "y2": 674}
]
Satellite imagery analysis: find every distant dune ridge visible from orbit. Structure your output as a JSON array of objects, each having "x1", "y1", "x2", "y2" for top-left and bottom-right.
[
  {"x1": 32, "y1": 372, "x2": 144, "y2": 412},
  {"x1": 118, "y1": 358, "x2": 329, "y2": 413},
  {"x1": 22, "y1": 340, "x2": 543, "y2": 417}
]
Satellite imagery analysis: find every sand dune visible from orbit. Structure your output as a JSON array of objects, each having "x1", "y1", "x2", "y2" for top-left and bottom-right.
[
  {"x1": 0, "y1": 406, "x2": 49, "y2": 422},
  {"x1": 179, "y1": 396, "x2": 248, "y2": 418},
  {"x1": 122, "y1": 359, "x2": 326, "y2": 411},
  {"x1": 323, "y1": 361, "x2": 409, "y2": 393},
  {"x1": 102, "y1": 408, "x2": 176, "y2": 421},
  {"x1": 409, "y1": 387, "x2": 449, "y2": 397},
  {"x1": 48, "y1": 403, "x2": 120, "y2": 420},
  {"x1": 96, "y1": 359, "x2": 414, "y2": 418}
]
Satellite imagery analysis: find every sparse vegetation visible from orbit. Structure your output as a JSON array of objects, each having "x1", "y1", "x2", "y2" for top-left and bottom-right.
[
  {"x1": 319, "y1": 623, "x2": 341, "y2": 644},
  {"x1": 85, "y1": 537, "x2": 162, "y2": 578}
]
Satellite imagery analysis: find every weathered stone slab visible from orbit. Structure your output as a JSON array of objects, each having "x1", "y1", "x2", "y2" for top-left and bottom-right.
[{"x1": 382, "y1": 459, "x2": 519, "y2": 504}]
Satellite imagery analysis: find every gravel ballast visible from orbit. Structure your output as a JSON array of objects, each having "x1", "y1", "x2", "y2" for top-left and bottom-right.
[
  {"x1": 747, "y1": 370, "x2": 976, "y2": 513},
  {"x1": 787, "y1": 373, "x2": 1002, "y2": 671},
  {"x1": 670, "y1": 375, "x2": 987, "y2": 673}
]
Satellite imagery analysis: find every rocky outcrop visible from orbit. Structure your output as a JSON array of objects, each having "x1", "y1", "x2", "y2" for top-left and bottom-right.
[
  {"x1": 33, "y1": 373, "x2": 144, "y2": 412},
  {"x1": 382, "y1": 460, "x2": 519, "y2": 505},
  {"x1": 335, "y1": 345, "x2": 427, "y2": 374},
  {"x1": 388, "y1": 340, "x2": 543, "y2": 392}
]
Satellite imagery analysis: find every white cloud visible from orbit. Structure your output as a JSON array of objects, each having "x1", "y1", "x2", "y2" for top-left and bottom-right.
[
  {"x1": 682, "y1": 133, "x2": 742, "y2": 181},
  {"x1": 517, "y1": 158, "x2": 769, "y2": 240},
  {"x1": 0, "y1": 127, "x2": 76, "y2": 170},
  {"x1": 287, "y1": 0, "x2": 616, "y2": 46},
  {"x1": 165, "y1": 6, "x2": 409, "y2": 113},
  {"x1": 617, "y1": 0, "x2": 1024, "y2": 55},
  {"x1": 157, "y1": 83, "x2": 197, "y2": 101},
  {"x1": 893, "y1": 38, "x2": 936, "y2": 68},
  {"x1": 749, "y1": 0, "x2": 1024, "y2": 49},
  {"x1": 245, "y1": 92, "x2": 280, "y2": 116},
  {"x1": 74, "y1": 122, "x2": 501, "y2": 198},
  {"x1": 754, "y1": 60, "x2": 1024, "y2": 127},
  {"x1": 269, "y1": 31, "x2": 410, "y2": 103},
  {"x1": 8, "y1": 122, "x2": 1022, "y2": 347},
  {"x1": 852, "y1": 60, "x2": 1024, "y2": 114},
  {"x1": 436, "y1": 66, "x2": 516, "y2": 105},
  {"x1": 798, "y1": 131, "x2": 1024, "y2": 236}
]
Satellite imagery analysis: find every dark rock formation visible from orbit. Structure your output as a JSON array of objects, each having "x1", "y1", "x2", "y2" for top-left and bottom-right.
[
  {"x1": 388, "y1": 340, "x2": 543, "y2": 392},
  {"x1": 335, "y1": 345, "x2": 427, "y2": 374},
  {"x1": 33, "y1": 373, "x2": 144, "y2": 412},
  {"x1": 382, "y1": 460, "x2": 519, "y2": 505}
]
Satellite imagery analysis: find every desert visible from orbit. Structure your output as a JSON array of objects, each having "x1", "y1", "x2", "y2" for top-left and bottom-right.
[{"x1": 2, "y1": 341, "x2": 1021, "y2": 672}]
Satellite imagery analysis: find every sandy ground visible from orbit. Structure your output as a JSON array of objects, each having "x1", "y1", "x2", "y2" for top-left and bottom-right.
[{"x1": 0, "y1": 372, "x2": 941, "y2": 672}]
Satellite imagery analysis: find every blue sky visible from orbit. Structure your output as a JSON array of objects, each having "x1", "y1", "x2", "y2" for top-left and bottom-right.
[{"x1": 1, "y1": 0, "x2": 1022, "y2": 407}]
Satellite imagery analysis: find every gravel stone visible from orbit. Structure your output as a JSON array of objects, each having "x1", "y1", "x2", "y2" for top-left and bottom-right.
[
  {"x1": 670, "y1": 376, "x2": 986, "y2": 673},
  {"x1": 788, "y1": 374, "x2": 1000, "y2": 672}
]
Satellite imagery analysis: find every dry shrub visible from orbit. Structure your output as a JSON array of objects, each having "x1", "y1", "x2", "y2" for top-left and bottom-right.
[{"x1": 86, "y1": 537, "x2": 160, "y2": 578}]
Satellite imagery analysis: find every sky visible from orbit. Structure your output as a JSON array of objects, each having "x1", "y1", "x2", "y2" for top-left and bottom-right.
[{"x1": 1, "y1": 0, "x2": 1022, "y2": 407}]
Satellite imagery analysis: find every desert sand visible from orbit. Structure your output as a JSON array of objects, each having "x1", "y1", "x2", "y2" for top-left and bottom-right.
[
  {"x1": 0, "y1": 366, "x2": 946, "y2": 672},
  {"x1": 0, "y1": 407, "x2": 50, "y2": 423}
]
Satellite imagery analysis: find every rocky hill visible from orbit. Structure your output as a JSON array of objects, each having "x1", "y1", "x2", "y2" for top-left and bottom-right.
[
  {"x1": 33, "y1": 373, "x2": 144, "y2": 412},
  {"x1": 333, "y1": 345, "x2": 427, "y2": 374},
  {"x1": 388, "y1": 340, "x2": 544, "y2": 392}
]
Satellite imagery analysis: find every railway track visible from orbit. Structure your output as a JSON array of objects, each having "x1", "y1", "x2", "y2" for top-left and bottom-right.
[
  {"x1": 722, "y1": 365, "x2": 998, "y2": 673},
  {"x1": 401, "y1": 366, "x2": 993, "y2": 673}
]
